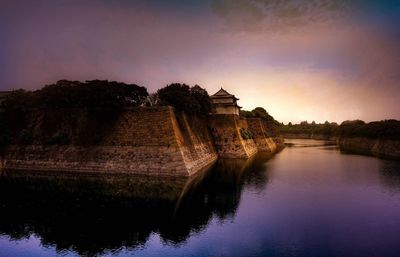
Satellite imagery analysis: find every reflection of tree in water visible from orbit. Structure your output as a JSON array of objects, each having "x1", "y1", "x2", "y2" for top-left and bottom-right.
[{"x1": 0, "y1": 155, "x2": 272, "y2": 256}]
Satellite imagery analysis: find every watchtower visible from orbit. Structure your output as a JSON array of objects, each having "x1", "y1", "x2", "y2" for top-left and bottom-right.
[{"x1": 210, "y1": 88, "x2": 241, "y2": 115}]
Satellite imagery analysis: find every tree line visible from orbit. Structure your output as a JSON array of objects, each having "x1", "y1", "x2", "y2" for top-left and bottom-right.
[
  {"x1": 0, "y1": 80, "x2": 213, "y2": 146},
  {"x1": 0, "y1": 80, "x2": 283, "y2": 146},
  {"x1": 280, "y1": 120, "x2": 400, "y2": 140},
  {"x1": 1, "y1": 80, "x2": 212, "y2": 115}
]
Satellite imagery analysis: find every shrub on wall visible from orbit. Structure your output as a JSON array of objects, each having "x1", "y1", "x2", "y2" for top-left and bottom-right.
[{"x1": 240, "y1": 128, "x2": 254, "y2": 140}]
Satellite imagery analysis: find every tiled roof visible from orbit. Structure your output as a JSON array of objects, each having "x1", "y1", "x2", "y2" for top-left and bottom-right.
[
  {"x1": 211, "y1": 88, "x2": 239, "y2": 100},
  {"x1": 211, "y1": 88, "x2": 233, "y2": 97}
]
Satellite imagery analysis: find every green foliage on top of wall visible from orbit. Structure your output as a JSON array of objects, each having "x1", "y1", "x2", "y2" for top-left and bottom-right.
[
  {"x1": 240, "y1": 107, "x2": 281, "y2": 137},
  {"x1": 2, "y1": 80, "x2": 149, "y2": 112},
  {"x1": 156, "y1": 83, "x2": 212, "y2": 115}
]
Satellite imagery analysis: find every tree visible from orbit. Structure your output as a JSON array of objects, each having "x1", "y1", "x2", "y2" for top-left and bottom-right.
[
  {"x1": 190, "y1": 85, "x2": 212, "y2": 115},
  {"x1": 156, "y1": 83, "x2": 191, "y2": 111},
  {"x1": 239, "y1": 110, "x2": 253, "y2": 118},
  {"x1": 251, "y1": 107, "x2": 269, "y2": 119},
  {"x1": 156, "y1": 83, "x2": 211, "y2": 115},
  {"x1": 239, "y1": 107, "x2": 281, "y2": 136},
  {"x1": 2, "y1": 89, "x2": 34, "y2": 112},
  {"x1": 35, "y1": 80, "x2": 148, "y2": 108}
]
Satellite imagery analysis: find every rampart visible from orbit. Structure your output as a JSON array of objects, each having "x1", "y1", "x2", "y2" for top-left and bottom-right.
[
  {"x1": 1, "y1": 107, "x2": 218, "y2": 177},
  {"x1": 246, "y1": 118, "x2": 277, "y2": 152},
  {"x1": 0, "y1": 107, "x2": 283, "y2": 176},
  {"x1": 208, "y1": 115, "x2": 258, "y2": 158}
]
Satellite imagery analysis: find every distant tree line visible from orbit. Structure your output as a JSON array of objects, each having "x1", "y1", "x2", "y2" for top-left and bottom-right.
[
  {"x1": 280, "y1": 120, "x2": 400, "y2": 140},
  {"x1": 281, "y1": 120, "x2": 339, "y2": 137}
]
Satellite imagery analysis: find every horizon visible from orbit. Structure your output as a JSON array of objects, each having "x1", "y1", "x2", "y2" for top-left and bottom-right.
[{"x1": 1, "y1": 0, "x2": 400, "y2": 123}]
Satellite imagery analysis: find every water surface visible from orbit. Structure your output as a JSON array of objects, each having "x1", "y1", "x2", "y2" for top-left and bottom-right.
[{"x1": 1, "y1": 139, "x2": 400, "y2": 257}]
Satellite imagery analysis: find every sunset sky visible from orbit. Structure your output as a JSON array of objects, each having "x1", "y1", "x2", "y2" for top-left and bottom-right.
[{"x1": 1, "y1": 0, "x2": 400, "y2": 123}]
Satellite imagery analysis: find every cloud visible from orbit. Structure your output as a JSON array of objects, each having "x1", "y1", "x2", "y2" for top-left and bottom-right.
[
  {"x1": 0, "y1": 0, "x2": 399, "y2": 122},
  {"x1": 211, "y1": 0, "x2": 353, "y2": 33}
]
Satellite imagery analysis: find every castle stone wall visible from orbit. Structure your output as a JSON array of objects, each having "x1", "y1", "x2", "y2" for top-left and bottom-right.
[
  {"x1": 246, "y1": 118, "x2": 277, "y2": 152},
  {"x1": 208, "y1": 115, "x2": 258, "y2": 158},
  {"x1": 1, "y1": 107, "x2": 283, "y2": 177},
  {"x1": 2, "y1": 107, "x2": 217, "y2": 177}
]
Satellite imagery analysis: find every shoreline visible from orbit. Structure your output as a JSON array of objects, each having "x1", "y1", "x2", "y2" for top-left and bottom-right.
[{"x1": 283, "y1": 135, "x2": 400, "y2": 161}]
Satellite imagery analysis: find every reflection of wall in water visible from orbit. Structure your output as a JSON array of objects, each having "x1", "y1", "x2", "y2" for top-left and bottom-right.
[
  {"x1": 176, "y1": 153, "x2": 272, "y2": 223},
  {"x1": 0, "y1": 153, "x2": 273, "y2": 256},
  {"x1": 0, "y1": 174, "x2": 198, "y2": 256},
  {"x1": 379, "y1": 161, "x2": 400, "y2": 193}
]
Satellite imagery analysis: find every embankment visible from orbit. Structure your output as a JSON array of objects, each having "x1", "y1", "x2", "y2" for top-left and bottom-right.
[
  {"x1": 208, "y1": 115, "x2": 281, "y2": 158},
  {"x1": 1, "y1": 107, "x2": 218, "y2": 177},
  {"x1": 338, "y1": 137, "x2": 400, "y2": 160},
  {"x1": 246, "y1": 118, "x2": 277, "y2": 152},
  {"x1": 282, "y1": 134, "x2": 400, "y2": 160},
  {"x1": 208, "y1": 115, "x2": 258, "y2": 158},
  {"x1": 282, "y1": 133, "x2": 336, "y2": 140}
]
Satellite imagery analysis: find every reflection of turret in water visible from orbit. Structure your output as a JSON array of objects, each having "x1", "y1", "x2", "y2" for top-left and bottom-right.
[{"x1": 0, "y1": 153, "x2": 275, "y2": 256}]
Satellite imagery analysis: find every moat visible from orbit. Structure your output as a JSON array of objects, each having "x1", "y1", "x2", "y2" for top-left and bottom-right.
[{"x1": 1, "y1": 139, "x2": 400, "y2": 257}]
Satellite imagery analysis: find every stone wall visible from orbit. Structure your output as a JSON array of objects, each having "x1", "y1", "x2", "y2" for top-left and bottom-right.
[
  {"x1": 0, "y1": 107, "x2": 286, "y2": 176},
  {"x1": 208, "y1": 115, "x2": 258, "y2": 158},
  {"x1": 1, "y1": 107, "x2": 218, "y2": 177},
  {"x1": 338, "y1": 137, "x2": 400, "y2": 160},
  {"x1": 246, "y1": 118, "x2": 277, "y2": 152},
  {"x1": 282, "y1": 133, "x2": 337, "y2": 141}
]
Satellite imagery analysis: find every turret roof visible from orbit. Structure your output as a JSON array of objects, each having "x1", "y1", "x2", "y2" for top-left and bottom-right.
[{"x1": 211, "y1": 88, "x2": 239, "y2": 100}]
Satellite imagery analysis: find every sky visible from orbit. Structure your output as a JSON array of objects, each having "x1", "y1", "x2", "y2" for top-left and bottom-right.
[{"x1": 1, "y1": 0, "x2": 400, "y2": 123}]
